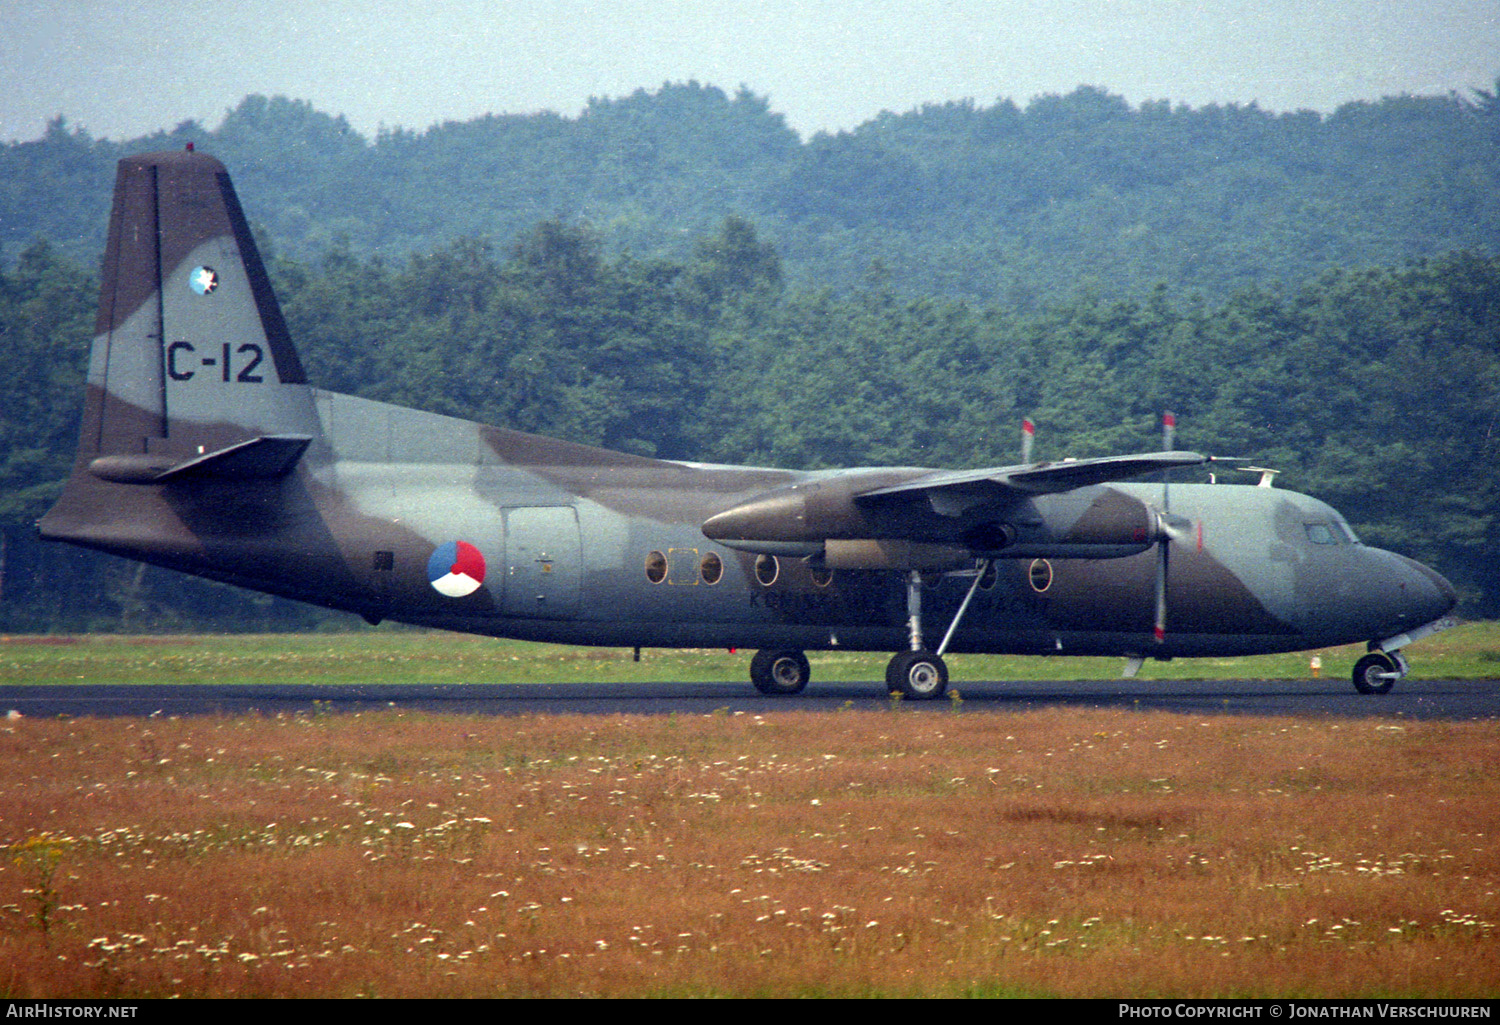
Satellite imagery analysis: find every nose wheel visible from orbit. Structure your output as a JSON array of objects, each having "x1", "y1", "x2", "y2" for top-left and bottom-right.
[{"x1": 1352, "y1": 650, "x2": 1407, "y2": 695}]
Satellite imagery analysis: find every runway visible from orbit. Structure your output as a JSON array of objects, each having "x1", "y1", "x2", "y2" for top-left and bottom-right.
[{"x1": 3, "y1": 676, "x2": 1498, "y2": 719}]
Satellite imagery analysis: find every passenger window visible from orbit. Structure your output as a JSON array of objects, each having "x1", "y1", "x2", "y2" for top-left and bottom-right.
[
  {"x1": 700, "y1": 552, "x2": 723, "y2": 585},
  {"x1": 646, "y1": 550, "x2": 667, "y2": 583},
  {"x1": 754, "y1": 554, "x2": 779, "y2": 586},
  {"x1": 1028, "y1": 559, "x2": 1053, "y2": 593},
  {"x1": 977, "y1": 561, "x2": 999, "y2": 591}
]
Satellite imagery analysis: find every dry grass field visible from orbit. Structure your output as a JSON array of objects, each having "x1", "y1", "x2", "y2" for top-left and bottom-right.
[{"x1": 2, "y1": 705, "x2": 1497, "y2": 998}]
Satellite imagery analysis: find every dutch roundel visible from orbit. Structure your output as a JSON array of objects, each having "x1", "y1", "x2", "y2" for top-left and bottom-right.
[
  {"x1": 427, "y1": 541, "x2": 485, "y2": 598},
  {"x1": 189, "y1": 266, "x2": 219, "y2": 295}
]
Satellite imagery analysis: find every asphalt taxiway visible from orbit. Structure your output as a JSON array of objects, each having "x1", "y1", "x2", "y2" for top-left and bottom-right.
[{"x1": 2, "y1": 677, "x2": 1497, "y2": 719}]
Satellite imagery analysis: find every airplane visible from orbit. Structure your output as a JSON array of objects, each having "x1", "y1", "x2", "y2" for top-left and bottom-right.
[{"x1": 37, "y1": 148, "x2": 1458, "y2": 699}]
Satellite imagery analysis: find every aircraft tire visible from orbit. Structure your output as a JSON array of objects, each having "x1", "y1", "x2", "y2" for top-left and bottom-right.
[
  {"x1": 750, "y1": 649, "x2": 811, "y2": 695},
  {"x1": 1352, "y1": 652, "x2": 1398, "y2": 695},
  {"x1": 886, "y1": 649, "x2": 948, "y2": 700}
]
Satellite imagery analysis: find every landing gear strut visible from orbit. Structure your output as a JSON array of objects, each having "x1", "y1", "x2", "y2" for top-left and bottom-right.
[
  {"x1": 885, "y1": 570, "x2": 948, "y2": 699},
  {"x1": 883, "y1": 563, "x2": 990, "y2": 700}
]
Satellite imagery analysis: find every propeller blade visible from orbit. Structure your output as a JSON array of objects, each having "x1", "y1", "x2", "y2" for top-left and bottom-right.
[
  {"x1": 1155, "y1": 410, "x2": 1177, "y2": 644},
  {"x1": 1161, "y1": 410, "x2": 1175, "y2": 514},
  {"x1": 1153, "y1": 538, "x2": 1169, "y2": 643},
  {"x1": 1021, "y1": 418, "x2": 1035, "y2": 463}
]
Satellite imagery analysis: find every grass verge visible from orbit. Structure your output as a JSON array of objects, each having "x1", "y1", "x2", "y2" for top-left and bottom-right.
[
  {"x1": 1, "y1": 706, "x2": 1497, "y2": 997},
  {"x1": 0, "y1": 620, "x2": 1495, "y2": 687}
]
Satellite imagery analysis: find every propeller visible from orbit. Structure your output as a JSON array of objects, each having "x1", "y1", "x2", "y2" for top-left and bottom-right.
[
  {"x1": 1020, "y1": 413, "x2": 1189, "y2": 644},
  {"x1": 1153, "y1": 411, "x2": 1190, "y2": 643}
]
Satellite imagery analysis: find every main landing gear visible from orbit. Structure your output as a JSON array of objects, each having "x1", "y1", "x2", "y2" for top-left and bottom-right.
[
  {"x1": 886, "y1": 648, "x2": 948, "y2": 699},
  {"x1": 749, "y1": 648, "x2": 811, "y2": 695},
  {"x1": 884, "y1": 569, "x2": 955, "y2": 699},
  {"x1": 748, "y1": 562, "x2": 990, "y2": 701}
]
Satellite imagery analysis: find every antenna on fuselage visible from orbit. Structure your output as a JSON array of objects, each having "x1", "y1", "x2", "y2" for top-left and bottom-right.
[{"x1": 1239, "y1": 466, "x2": 1280, "y2": 488}]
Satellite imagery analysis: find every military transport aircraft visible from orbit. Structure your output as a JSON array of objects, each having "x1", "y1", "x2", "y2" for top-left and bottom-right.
[{"x1": 38, "y1": 149, "x2": 1457, "y2": 698}]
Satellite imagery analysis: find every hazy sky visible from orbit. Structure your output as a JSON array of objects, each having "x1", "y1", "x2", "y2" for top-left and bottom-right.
[{"x1": 3, "y1": 0, "x2": 1497, "y2": 144}]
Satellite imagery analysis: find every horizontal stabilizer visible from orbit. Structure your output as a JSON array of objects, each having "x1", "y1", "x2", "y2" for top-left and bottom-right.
[
  {"x1": 88, "y1": 435, "x2": 312, "y2": 485},
  {"x1": 855, "y1": 451, "x2": 1209, "y2": 505}
]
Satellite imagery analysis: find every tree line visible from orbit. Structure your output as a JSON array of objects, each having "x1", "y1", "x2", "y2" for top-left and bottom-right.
[
  {"x1": 2, "y1": 80, "x2": 1496, "y2": 307},
  {"x1": 2, "y1": 222, "x2": 1497, "y2": 629}
]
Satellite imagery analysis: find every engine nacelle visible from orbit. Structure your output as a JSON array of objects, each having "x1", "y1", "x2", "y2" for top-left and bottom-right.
[{"x1": 701, "y1": 475, "x2": 1159, "y2": 563}]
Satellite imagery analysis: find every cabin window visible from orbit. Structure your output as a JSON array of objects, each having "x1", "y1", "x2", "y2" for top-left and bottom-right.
[
  {"x1": 810, "y1": 566, "x2": 834, "y2": 588},
  {"x1": 1028, "y1": 558, "x2": 1053, "y2": 593},
  {"x1": 699, "y1": 552, "x2": 723, "y2": 585},
  {"x1": 646, "y1": 550, "x2": 668, "y2": 583},
  {"x1": 977, "y1": 561, "x2": 999, "y2": 591},
  {"x1": 754, "y1": 554, "x2": 779, "y2": 587}
]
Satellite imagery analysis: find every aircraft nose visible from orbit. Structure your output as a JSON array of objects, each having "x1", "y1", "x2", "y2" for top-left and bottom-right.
[
  {"x1": 1313, "y1": 547, "x2": 1457, "y2": 643},
  {"x1": 1391, "y1": 552, "x2": 1458, "y2": 625}
]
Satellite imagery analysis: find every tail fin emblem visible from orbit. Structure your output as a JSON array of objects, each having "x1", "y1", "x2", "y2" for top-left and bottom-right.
[{"x1": 189, "y1": 266, "x2": 219, "y2": 295}]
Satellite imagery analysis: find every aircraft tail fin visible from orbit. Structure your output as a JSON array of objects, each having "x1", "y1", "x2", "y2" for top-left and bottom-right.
[{"x1": 76, "y1": 147, "x2": 319, "y2": 467}]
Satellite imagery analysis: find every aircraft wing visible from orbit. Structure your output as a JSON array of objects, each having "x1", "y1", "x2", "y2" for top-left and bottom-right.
[
  {"x1": 701, "y1": 450, "x2": 1211, "y2": 565},
  {"x1": 854, "y1": 451, "x2": 1209, "y2": 506}
]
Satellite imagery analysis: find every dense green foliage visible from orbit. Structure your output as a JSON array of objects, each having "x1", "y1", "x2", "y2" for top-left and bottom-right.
[
  {"x1": 1, "y1": 82, "x2": 1497, "y2": 629},
  {"x1": 3, "y1": 226, "x2": 1498, "y2": 626},
  {"x1": 3, "y1": 82, "x2": 1496, "y2": 305}
]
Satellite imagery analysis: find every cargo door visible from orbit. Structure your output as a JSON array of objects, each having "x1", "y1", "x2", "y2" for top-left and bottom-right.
[{"x1": 503, "y1": 506, "x2": 582, "y2": 619}]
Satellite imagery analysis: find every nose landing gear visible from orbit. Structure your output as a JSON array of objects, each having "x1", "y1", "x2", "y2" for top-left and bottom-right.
[{"x1": 1352, "y1": 649, "x2": 1409, "y2": 695}]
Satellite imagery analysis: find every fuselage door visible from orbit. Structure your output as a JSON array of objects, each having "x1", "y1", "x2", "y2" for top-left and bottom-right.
[{"x1": 503, "y1": 506, "x2": 582, "y2": 619}]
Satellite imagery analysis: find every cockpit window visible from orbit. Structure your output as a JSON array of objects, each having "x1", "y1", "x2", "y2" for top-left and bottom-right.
[
  {"x1": 1304, "y1": 523, "x2": 1336, "y2": 545},
  {"x1": 1305, "y1": 519, "x2": 1361, "y2": 545}
]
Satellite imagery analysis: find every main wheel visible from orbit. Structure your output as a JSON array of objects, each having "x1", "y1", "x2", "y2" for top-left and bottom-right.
[
  {"x1": 750, "y1": 649, "x2": 811, "y2": 695},
  {"x1": 886, "y1": 649, "x2": 949, "y2": 700},
  {"x1": 1352, "y1": 652, "x2": 1398, "y2": 695}
]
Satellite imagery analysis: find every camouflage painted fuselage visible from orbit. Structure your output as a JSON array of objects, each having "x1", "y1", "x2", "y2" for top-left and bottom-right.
[{"x1": 37, "y1": 150, "x2": 1456, "y2": 664}]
